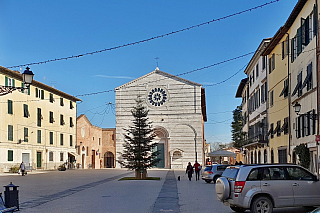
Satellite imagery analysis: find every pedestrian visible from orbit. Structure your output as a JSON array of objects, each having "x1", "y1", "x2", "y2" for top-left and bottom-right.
[
  {"x1": 193, "y1": 161, "x2": 201, "y2": 181},
  {"x1": 186, "y1": 162, "x2": 193, "y2": 181},
  {"x1": 20, "y1": 161, "x2": 26, "y2": 176}
]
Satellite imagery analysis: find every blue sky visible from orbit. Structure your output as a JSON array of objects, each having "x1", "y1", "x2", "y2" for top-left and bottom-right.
[{"x1": 0, "y1": 0, "x2": 298, "y2": 146}]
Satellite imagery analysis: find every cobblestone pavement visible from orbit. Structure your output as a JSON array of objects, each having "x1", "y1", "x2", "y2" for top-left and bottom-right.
[{"x1": 0, "y1": 169, "x2": 316, "y2": 213}]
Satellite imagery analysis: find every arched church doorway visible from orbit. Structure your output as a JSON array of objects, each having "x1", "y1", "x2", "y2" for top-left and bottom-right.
[
  {"x1": 171, "y1": 151, "x2": 183, "y2": 169},
  {"x1": 104, "y1": 152, "x2": 114, "y2": 168},
  {"x1": 153, "y1": 127, "x2": 169, "y2": 168}
]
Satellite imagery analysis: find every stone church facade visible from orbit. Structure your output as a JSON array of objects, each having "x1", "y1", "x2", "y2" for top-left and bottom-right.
[{"x1": 115, "y1": 68, "x2": 207, "y2": 169}]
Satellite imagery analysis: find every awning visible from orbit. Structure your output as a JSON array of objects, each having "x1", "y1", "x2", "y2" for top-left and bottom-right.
[
  {"x1": 207, "y1": 150, "x2": 236, "y2": 157},
  {"x1": 68, "y1": 152, "x2": 79, "y2": 157}
]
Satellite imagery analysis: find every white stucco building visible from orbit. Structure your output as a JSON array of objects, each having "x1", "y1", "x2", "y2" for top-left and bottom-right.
[{"x1": 115, "y1": 68, "x2": 207, "y2": 169}]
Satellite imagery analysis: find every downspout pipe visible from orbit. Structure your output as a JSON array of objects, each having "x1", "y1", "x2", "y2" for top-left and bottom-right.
[{"x1": 286, "y1": 33, "x2": 292, "y2": 163}]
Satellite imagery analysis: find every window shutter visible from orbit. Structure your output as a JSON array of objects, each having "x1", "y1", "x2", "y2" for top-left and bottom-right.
[
  {"x1": 291, "y1": 37, "x2": 295, "y2": 62},
  {"x1": 24, "y1": 127, "x2": 28, "y2": 142},
  {"x1": 28, "y1": 87, "x2": 30, "y2": 95},
  {"x1": 5, "y1": 76, "x2": 8, "y2": 86},
  {"x1": 21, "y1": 83, "x2": 24, "y2": 93},
  {"x1": 314, "y1": 4, "x2": 318, "y2": 37},
  {"x1": 8, "y1": 150, "x2": 13, "y2": 161},
  {"x1": 12, "y1": 79, "x2": 15, "y2": 87},
  {"x1": 35, "y1": 88, "x2": 38, "y2": 97},
  {"x1": 41, "y1": 90, "x2": 44, "y2": 99},
  {"x1": 305, "y1": 16, "x2": 309, "y2": 45},
  {"x1": 297, "y1": 27, "x2": 302, "y2": 55},
  {"x1": 37, "y1": 130, "x2": 41, "y2": 144},
  {"x1": 8, "y1": 100, "x2": 12, "y2": 114},
  {"x1": 8, "y1": 125, "x2": 13, "y2": 141}
]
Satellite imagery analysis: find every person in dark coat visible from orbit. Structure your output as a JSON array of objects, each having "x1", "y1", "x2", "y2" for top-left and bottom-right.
[
  {"x1": 20, "y1": 161, "x2": 26, "y2": 176},
  {"x1": 186, "y1": 162, "x2": 193, "y2": 181},
  {"x1": 193, "y1": 161, "x2": 201, "y2": 181}
]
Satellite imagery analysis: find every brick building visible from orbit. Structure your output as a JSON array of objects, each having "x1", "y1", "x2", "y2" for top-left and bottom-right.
[{"x1": 76, "y1": 114, "x2": 116, "y2": 169}]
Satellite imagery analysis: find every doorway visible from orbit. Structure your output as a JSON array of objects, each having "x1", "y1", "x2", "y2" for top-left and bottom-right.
[
  {"x1": 91, "y1": 150, "x2": 95, "y2": 169},
  {"x1": 22, "y1": 153, "x2": 30, "y2": 167},
  {"x1": 104, "y1": 152, "x2": 114, "y2": 168},
  {"x1": 37, "y1": 152, "x2": 42, "y2": 168},
  {"x1": 155, "y1": 144, "x2": 165, "y2": 168}
]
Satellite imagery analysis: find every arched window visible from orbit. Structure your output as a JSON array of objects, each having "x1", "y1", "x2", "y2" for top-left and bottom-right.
[
  {"x1": 271, "y1": 149, "x2": 274, "y2": 164},
  {"x1": 258, "y1": 150, "x2": 261, "y2": 164},
  {"x1": 264, "y1": 149, "x2": 267, "y2": 164}
]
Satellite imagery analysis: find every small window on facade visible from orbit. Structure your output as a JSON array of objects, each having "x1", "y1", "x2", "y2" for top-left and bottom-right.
[
  {"x1": 50, "y1": 93, "x2": 54, "y2": 103},
  {"x1": 302, "y1": 62, "x2": 313, "y2": 91},
  {"x1": 272, "y1": 53, "x2": 275, "y2": 71},
  {"x1": 262, "y1": 56, "x2": 267, "y2": 70},
  {"x1": 70, "y1": 135, "x2": 73, "y2": 147},
  {"x1": 270, "y1": 91, "x2": 274, "y2": 107},
  {"x1": 8, "y1": 125, "x2": 13, "y2": 141},
  {"x1": 99, "y1": 138, "x2": 101, "y2": 145},
  {"x1": 70, "y1": 101, "x2": 74, "y2": 109},
  {"x1": 23, "y1": 104, "x2": 29, "y2": 118},
  {"x1": 49, "y1": 111, "x2": 54, "y2": 123},
  {"x1": 8, "y1": 150, "x2": 13, "y2": 161},
  {"x1": 70, "y1": 117, "x2": 74, "y2": 127},
  {"x1": 49, "y1": 152, "x2": 54, "y2": 161},
  {"x1": 276, "y1": 120, "x2": 281, "y2": 137},
  {"x1": 60, "y1": 98, "x2": 64, "y2": 106},
  {"x1": 256, "y1": 64, "x2": 259, "y2": 78},
  {"x1": 50, "y1": 132, "x2": 54, "y2": 145},
  {"x1": 24, "y1": 127, "x2": 28, "y2": 142},
  {"x1": 60, "y1": 134, "x2": 63, "y2": 145},
  {"x1": 5, "y1": 76, "x2": 14, "y2": 87},
  {"x1": 37, "y1": 108, "x2": 42, "y2": 127},
  {"x1": 8, "y1": 100, "x2": 13, "y2": 114},
  {"x1": 60, "y1": 152, "x2": 64, "y2": 161},
  {"x1": 60, "y1": 114, "x2": 64, "y2": 125},
  {"x1": 37, "y1": 130, "x2": 41, "y2": 144}
]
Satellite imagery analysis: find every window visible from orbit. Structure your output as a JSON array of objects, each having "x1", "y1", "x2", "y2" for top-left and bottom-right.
[
  {"x1": 23, "y1": 104, "x2": 29, "y2": 118},
  {"x1": 256, "y1": 64, "x2": 259, "y2": 78},
  {"x1": 24, "y1": 127, "x2": 28, "y2": 142},
  {"x1": 60, "y1": 152, "x2": 64, "y2": 161},
  {"x1": 8, "y1": 150, "x2": 13, "y2": 161},
  {"x1": 86, "y1": 146, "x2": 89, "y2": 156},
  {"x1": 271, "y1": 150, "x2": 274, "y2": 163},
  {"x1": 272, "y1": 53, "x2": 275, "y2": 71},
  {"x1": 292, "y1": 72, "x2": 302, "y2": 97},
  {"x1": 8, "y1": 100, "x2": 13, "y2": 114},
  {"x1": 21, "y1": 82, "x2": 30, "y2": 95},
  {"x1": 35, "y1": 88, "x2": 44, "y2": 99},
  {"x1": 70, "y1": 135, "x2": 73, "y2": 147},
  {"x1": 37, "y1": 108, "x2": 42, "y2": 127},
  {"x1": 276, "y1": 120, "x2": 281, "y2": 137},
  {"x1": 49, "y1": 111, "x2": 54, "y2": 123},
  {"x1": 302, "y1": 62, "x2": 313, "y2": 91},
  {"x1": 70, "y1": 101, "x2": 74, "y2": 109},
  {"x1": 70, "y1": 117, "x2": 74, "y2": 127},
  {"x1": 262, "y1": 56, "x2": 267, "y2": 70},
  {"x1": 8, "y1": 125, "x2": 13, "y2": 141},
  {"x1": 99, "y1": 138, "x2": 101, "y2": 145},
  {"x1": 60, "y1": 114, "x2": 64, "y2": 125},
  {"x1": 60, "y1": 134, "x2": 63, "y2": 145},
  {"x1": 60, "y1": 98, "x2": 64, "y2": 106},
  {"x1": 264, "y1": 150, "x2": 267, "y2": 164},
  {"x1": 49, "y1": 152, "x2": 53, "y2": 161},
  {"x1": 247, "y1": 168, "x2": 260, "y2": 181},
  {"x1": 50, "y1": 93, "x2": 54, "y2": 103},
  {"x1": 5, "y1": 76, "x2": 15, "y2": 87},
  {"x1": 270, "y1": 90, "x2": 274, "y2": 107},
  {"x1": 270, "y1": 167, "x2": 287, "y2": 180},
  {"x1": 50, "y1": 132, "x2": 54, "y2": 145},
  {"x1": 286, "y1": 166, "x2": 314, "y2": 181},
  {"x1": 279, "y1": 79, "x2": 289, "y2": 98},
  {"x1": 37, "y1": 130, "x2": 41, "y2": 144},
  {"x1": 252, "y1": 72, "x2": 255, "y2": 83},
  {"x1": 282, "y1": 36, "x2": 289, "y2": 59}
]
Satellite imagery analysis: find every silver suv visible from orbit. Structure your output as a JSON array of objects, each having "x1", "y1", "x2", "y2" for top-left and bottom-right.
[
  {"x1": 202, "y1": 164, "x2": 229, "y2": 183},
  {"x1": 216, "y1": 164, "x2": 320, "y2": 213}
]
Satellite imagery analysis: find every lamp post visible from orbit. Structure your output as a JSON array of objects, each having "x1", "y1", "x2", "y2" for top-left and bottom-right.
[
  {"x1": 0, "y1": 67, "x2": 34, "y2": 96},
  {"x1": 293, "y1": 102, "x2": 301, "y2": 115}
]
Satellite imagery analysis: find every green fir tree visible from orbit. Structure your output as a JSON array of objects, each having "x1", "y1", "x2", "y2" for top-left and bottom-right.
[
  {"x1": 118, "y1": 97, "x2": 160, "y2": 179},
  {"x1": 231, "y1": 105, "x2": 246, "y2": 148}
]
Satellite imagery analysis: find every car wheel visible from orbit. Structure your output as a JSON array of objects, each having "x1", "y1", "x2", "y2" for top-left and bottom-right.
[
  {"x1": 250, "y1": 196, "x2": 273, "y2": 213},
  {"x1": 205, "y1": 179, "x2": 212, "y2": 183},
  {"x1": 213, "y1": 175, "x2": 220, "y2": 184},
  {"x1": 230, "y1": 206, "x2": 246, "y2": 212}
]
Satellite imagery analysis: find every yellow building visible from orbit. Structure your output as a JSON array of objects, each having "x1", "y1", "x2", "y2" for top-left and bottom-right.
[
  {"x1": 262, "y1": 0, "x2": 317, "y2": 164},
  {"x1": 0, "y1": 66, "x2": 81, "y2": 172}
]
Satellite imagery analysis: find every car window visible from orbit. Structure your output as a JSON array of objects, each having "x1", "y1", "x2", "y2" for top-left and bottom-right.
[
  {"x1": 204, "y1": 166, "x2": 212, "y2": 172},
  {"x1": 247, "y1": 168, "x2": 260, "y2": 181},
  {"x1": 286, "y1": 166, "x2": 315, "y2": 181},
  {"x1": 269, "y1": 167, "x2": 287, "y2": 180},
  {"x1": 262, "y1": 168, "x2": 271, "y2": 180},
  {"x1": 217, "y1": 165, "x2": 228, "y2": 171},
  {"x1": 222, "y1": 167, "x2": 239, "y2": 181}
]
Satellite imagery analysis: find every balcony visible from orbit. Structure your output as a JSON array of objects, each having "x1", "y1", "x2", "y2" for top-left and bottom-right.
[{"x1": 243, "y1": 133, "x2": 268, "y2": 148}]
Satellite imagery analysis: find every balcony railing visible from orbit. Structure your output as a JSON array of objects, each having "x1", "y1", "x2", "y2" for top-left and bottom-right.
[{"x1": 243, "y1": 134, "x2": 268, "y2": 146}]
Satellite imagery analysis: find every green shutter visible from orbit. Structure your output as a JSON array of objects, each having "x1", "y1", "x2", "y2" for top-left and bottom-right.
[
  {"x1": 50, "y1": 132, "x2": 53, "y2": 144},
  {"x1": 60, "y1": 134, "x2": 63, "y2": 145},
  {"x1": 41, "y1": 90, "x2": 44, "y2": 99},
  {"x1": 5, "y1": 76, "x2": 8, "y2": 86},
  {"x1": 297, "y1": 27, "x2": 302, "y2": 55},
  {"x1": 28, "y1": 87, "x2": 30, "y2": 95},
  {"x1": 21, "y1": 83, "x2": 24, "y2": 93},
  {"x1": 70, "y1": 135, "x2": 73, "y2": 147},
  {"x1": 314, "y1": 4, "x2": 318, "y2": 37},
  {"x1": 8, "y1": 125, "x2": 13, "y2": 141},
  {"x1": 37, "y1": 130, "x2": 41, "y2": 144},
  {"x1": 8, "y1": 150, "x2": 13, "y2": 161},
  {"x1": 291, "y1": 37, "x2": 295, "y2": 63},
  {"x1": 35, "y1": 88, "x2": 38, "y2": 97},
  {"x1": 8, "y1": 100, "x2": 12, "y2": 114},
  {"x1": 12, "y1": 79, "x2": 15, "y2": 87}
]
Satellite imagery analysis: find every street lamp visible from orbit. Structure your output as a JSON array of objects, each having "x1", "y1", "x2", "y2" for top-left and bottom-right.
[
  {"x1": 0, "y1": 67, "x2": 34, "y2": 96},
  {"x1": 293, "y1": 101, "x2": 317, "y2": 120},
  {"x1": 293, "y1": 102, "x2": 301, "y2": 115}
]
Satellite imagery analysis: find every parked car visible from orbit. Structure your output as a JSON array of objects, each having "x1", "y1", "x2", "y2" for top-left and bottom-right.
[
  {"x1": 215, "y1": 164, "x2": 320, "y2": 213},
  {"x1": 201, "y1": 164, "x2": 229, "y2": 183}
]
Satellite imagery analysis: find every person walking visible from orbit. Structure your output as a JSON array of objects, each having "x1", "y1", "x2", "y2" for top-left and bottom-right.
[
  {"x1": 193, "y1": 161, "x2": 201, "y2": 181},
  {"x1": 186, "y1": 162, "x2": 193, "y2": 181},
  {"x1": 20, "y1": 161, "x2": 26, "y2": 176}
]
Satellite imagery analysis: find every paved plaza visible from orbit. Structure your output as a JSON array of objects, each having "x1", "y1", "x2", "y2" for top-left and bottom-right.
[{"x1": 0, "y1": 169, "x2": 314, "y2": 213}]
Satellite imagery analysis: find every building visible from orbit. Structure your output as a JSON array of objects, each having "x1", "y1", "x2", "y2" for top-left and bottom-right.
[
  {"x1": 115, "y1": 68, "x2": 207, "y2": 169},
  {"x1": 262, "y1": 0, "x2": 318, "y2": 167},
  {"x1": 236, "y1": 39, "x2": 271, "y2": 164},
  {"x1": 0, "y1": 66, "x2": 81, "y2": 172},
  {"x1": 76, "y1": 114, "x2": 116, "y2": 169}
]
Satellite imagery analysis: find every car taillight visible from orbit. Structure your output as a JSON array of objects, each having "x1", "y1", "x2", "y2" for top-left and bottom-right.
[
  {"x1": 208, "y1": 171, "x2": 213, "y2": 174},
  {"x1": 234, "y1": 181, "x2": 246, "y2": 193}
]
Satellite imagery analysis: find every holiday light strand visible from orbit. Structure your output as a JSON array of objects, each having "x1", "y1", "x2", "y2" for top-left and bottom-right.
[{"x1": 6, "y1": 0, "x2": 279, "y2": 69}]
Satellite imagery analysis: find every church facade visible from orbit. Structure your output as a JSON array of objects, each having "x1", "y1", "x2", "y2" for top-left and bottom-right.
[{"x1": 115, "y1": 68, "x2": 207, "y2": 169}]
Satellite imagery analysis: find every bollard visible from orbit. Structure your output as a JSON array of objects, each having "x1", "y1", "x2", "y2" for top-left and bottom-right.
[{"x1": 4, "y1": 182, "x2": 19, "y2": 210}]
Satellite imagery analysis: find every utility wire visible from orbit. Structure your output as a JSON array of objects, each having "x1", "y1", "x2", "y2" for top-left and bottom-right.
[{"x1": 6, "y1": 0, "x2": 280, "y2": 69}]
